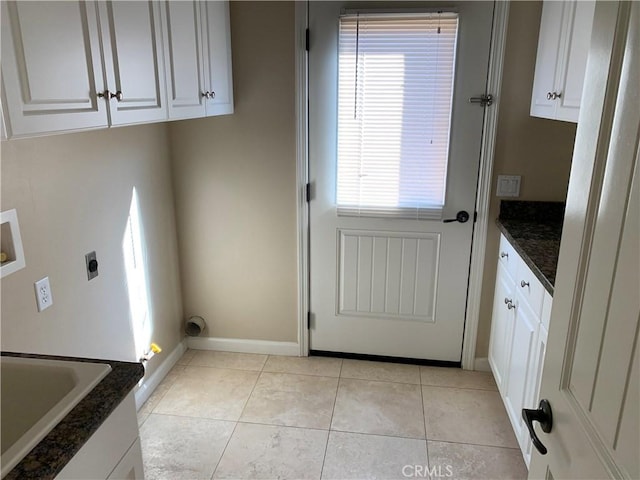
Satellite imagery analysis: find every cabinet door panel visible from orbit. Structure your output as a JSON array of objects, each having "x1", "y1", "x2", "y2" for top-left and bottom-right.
[
  {"x1": 1, "y1": 1, "x2": 107, "y2": 136},
  {"x1": 504, "y1": 291, "x2": 538, "y2": 452},
  {"x1": 163, "y1": 1, "x2": 207, "y2": 120},
  {"x1": 555, "y1": 1, "x2": 596, "y2": 122},
  {"x1": 488, "y1": 262, "x2": 516, "y2": 393},
  {"x1": 530, "y1": 1, "x2": 563, "y2": 120},
  {"x1": 99, "y1": 1, "x2": 167, "y2": 125},
  {"x1": 202, "y1": 1, "x2": 234, "y2": 116}
]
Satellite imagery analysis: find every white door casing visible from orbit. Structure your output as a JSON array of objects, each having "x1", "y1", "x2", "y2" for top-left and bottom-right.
[
  {"x1": 528, "y1": 1, "x2": 639, "y2": 478},
  {"x1": 308, "y1": 2, "x2": 494, "y2": 361}
]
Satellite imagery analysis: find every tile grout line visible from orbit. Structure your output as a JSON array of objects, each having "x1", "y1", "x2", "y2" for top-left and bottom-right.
[
  {"x1": 420, "y1": 380, "x2": 431, "y2": 471},
  {"x1": 210, "y1": 364, "x2": 263, "y2": 480},
  {"x1": 320, "y1": 359, "x2": 343, "y2": 479}
]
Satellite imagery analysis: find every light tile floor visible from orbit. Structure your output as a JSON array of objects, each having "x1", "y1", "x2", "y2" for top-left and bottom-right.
[{"x1": 138, "y1": 351, "x2": 527, "y2": 480}]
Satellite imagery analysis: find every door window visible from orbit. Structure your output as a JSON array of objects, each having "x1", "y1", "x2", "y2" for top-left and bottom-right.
[{"x1": 337, "y1": 12, "x2": 459, "y2": 219}]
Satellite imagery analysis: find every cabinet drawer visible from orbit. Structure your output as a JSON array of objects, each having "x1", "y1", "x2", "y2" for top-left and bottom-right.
[
  {"x1": 515, "y1": 259, "x2": 545, "y2": 316},
  {"x1": 498, "y1": 234, "x2": 518, "y2": 280}
]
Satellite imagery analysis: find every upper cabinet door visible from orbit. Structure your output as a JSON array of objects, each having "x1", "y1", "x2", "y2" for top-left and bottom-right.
[
  {"x1": 162, "y1": 1, "x2": 208, "y2": 120},
  {"x1": 530, "y1": 1, "x2": 595, "y2": 123},
  {"x1": 98, "y1": 1, "x2": 167, "y2": 126},
  {"x1": 554, "y1": 1, "x2": 596, "y2": 122},
  {"x1": 202, "y1": 1, "x2": 234, "y2": 116},
  {"x1": 1, "y1": 1, "x2": 108, "y2": 137},
  {"x1": 530, "y1": 1, "x2": 564, "y2": 120}
]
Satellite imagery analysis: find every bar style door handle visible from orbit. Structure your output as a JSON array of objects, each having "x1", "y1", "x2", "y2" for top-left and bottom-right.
[
  {"x1": 443, "y1": 211, "x2": 470, "y2": 223},
  {"x1": 522, "y1": 399, "x2": 553, "y2": 455}
]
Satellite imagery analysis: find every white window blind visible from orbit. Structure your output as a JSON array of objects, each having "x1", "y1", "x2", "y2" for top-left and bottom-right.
[{"x1": 337, "y1": 12, "x2": 459, "y2": 219}]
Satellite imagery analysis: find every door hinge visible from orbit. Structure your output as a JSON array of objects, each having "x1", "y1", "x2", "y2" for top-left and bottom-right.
[
  {"x1": 305, "y1": 28, "x2": 309, "y2": 52},
  {"x1": 307, "y1": 311, "x2": 311, "y2": 329},
  {"x1": 474, "y1": 211, "x2": 478, "y2": 223},
  {"x1": 468, "y1": 94, "x2": 494, "y2": 107},
  {"x1": 305, "y1": 182, "x2": 311, "y2": 202}
]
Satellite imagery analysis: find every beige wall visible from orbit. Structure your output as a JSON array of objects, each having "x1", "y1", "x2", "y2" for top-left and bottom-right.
[
  {"x1": 1, "y1": 124, "x2": 183, "y2": 378},
  {"x1": 169, "y1": 2, "x2": 298, "y2": 342},
  {"x1": 475, "y1": 1, "x2": 577, "y2": 358}
]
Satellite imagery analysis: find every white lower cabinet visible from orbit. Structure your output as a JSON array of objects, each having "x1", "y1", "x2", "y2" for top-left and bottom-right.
[
  {"x1": 56, "y1": 392, "x2": 143, "y2": 480},
  {"x1": 488, "y1": 234, "x2": 553, "y2": 467}
]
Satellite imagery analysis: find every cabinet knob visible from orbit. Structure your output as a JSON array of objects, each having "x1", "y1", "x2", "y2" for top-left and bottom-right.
[
  {"x1": 546, "y1": 91, "x2": 562, "y2": 100},
  {"x1": 500, "y1": 252, "x2": 508, "y2": 259},
  {"x1": 110, "y1": 90, "x2": 124, "y2": 101},
  {"x1": 97, "y1": 90, "x2": 110, "y2": 99},
  {"x1": 520, "y1": 280, "x2": 530, "y2": 288},
  {"x1": 202, "y1": 91, "x2": 211, "y2": 99},
  {"x1": 210, "y1": 91, "x2": 215, "y2": 99},
  {"x1": 504, "y1": 297, "x2": 515, "y2": 310},
  {"x1": 546, "y1": 91, "x2": 553, "y2": 100}
]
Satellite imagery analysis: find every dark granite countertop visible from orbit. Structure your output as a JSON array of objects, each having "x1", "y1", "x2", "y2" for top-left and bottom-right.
[
  {"x1": 496, "y1": 201, "x2": 565, "y2": 295},
  {"x1": 1, "y1": 352, "x2": 144, "y2": 480}
]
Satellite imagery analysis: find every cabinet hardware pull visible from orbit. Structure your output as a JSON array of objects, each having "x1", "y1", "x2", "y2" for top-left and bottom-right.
[
  {"x1": 202, "y1": 91, "x2": 212, "y2": 99},
  {"x1": 507, "y1": 301, "x2": 516, "y2": 310},
  {"x1": 210, "y1": 91, "x2": 216, "y2": 99},
  {"x1": 500, "y1": 252, "x2": 508, "y2": 259},
  {"x1": 520, "y1": 280, "x2": 530, "y2": 288},
  {"x1": 110, "y1": 90, "x2": 124, "y2": 101},
  {"x1": 504, "y1": 297, "x2": 512, "y2": 305},
  {"x1": 546, "y1": 91, "x2": 562, "y2": 100},
  {"x1": 97, "y1": 90, "x2": 110, "y2": 99}
]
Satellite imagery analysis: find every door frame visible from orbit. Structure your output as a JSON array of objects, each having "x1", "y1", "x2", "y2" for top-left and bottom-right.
[{"x1": 294, "y1": 1, "x2": 510, "y2": 369}]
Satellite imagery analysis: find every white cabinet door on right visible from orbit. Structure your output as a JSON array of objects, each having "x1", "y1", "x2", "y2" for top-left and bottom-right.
[
  {"x1": 1, "y1": 1, "x2": 108, "y2": 136},
  {"x1": 202, "y1": 1, "x2": 234, "y2": 116},
  {"x1": 488, "y1": 262, "x2": 516, "y2": 393},
  {"x1": 98, "y1": 1, "x2": 167, "y2": 126},
  {"x1": 554, "y1": 1, "x2": 596, "y2": 122},
  {"x1": 503, "y1": 290, "x2": 539, "y2": 453},
  {"x1": 162, "y1": 0, "x2": 208, "y2": 120}
]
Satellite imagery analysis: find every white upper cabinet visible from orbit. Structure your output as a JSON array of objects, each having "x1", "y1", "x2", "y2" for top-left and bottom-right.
[
  {"x1": 1, "y1": 0, "x2": 167, "y2": 137},
  {"x1": 162, "y1": 1, "x2": 233, "y2": 120},
  {"x1": 98, "y1": 1, "x2": 168, "y2": 126},
  {"x1": 530, "y1": 1, "x2": 596, "y2": 123},
  {"x1": 1, "y1": 1, "x2": 108, "y2": 136}
]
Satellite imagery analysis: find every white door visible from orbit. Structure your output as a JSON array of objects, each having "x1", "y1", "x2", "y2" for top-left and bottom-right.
[
  {"x1": 309, "y1": 2, "x2": 494, "y2": 361},
  {"x1": 98, "y1": 1, "x2": 167, "y2": 126},
  {"x1": 527, "y1": 2, "x2": 639, "y2": 477},
  {"x1": 0, "y1": 1, "x2": 108, "y2": 136}
]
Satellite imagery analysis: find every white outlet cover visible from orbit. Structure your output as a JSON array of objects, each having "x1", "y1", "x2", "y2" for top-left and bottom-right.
[
  {"x1": 497, "y1": 175, "x2": 521, "y2": 197},
  {"x1": 34, "y1": 277, "x2": 53, "y2": 312}
]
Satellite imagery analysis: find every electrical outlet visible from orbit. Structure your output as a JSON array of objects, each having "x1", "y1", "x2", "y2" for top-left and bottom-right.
[{"x1": 34, "y1": 277, "x2": 53, "y2": 312}]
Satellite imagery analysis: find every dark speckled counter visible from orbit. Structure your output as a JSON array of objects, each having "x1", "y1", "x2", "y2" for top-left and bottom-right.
[
  {"x1": 496, "y1": 200, "x2": 565, "y2": 295},
  {"x1": 1, "y1": 352, "x2": 144, "y2": 480}
]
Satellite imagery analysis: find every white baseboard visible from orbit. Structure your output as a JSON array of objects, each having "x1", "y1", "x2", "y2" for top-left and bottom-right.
[
  {"x1": 134, "y1": 339, "x2": 187, "y2": 410},
  {"x1": 186, "y1": 336, "x2": 300, "y2": 356},
  {"x1": 474, "y1": 357, "x2": 491, "y2": 372}
]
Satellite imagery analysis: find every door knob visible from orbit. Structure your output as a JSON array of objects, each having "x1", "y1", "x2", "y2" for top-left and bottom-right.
[
  {"x1": 522, "y1": 399, "x2": 553, "y2": 455},
  {"x1": 110, "y1": 90, "x2": 124, "y2": 101},
  {"x1": 443, "y1": 211, "x2": 470, "y2": 223}
]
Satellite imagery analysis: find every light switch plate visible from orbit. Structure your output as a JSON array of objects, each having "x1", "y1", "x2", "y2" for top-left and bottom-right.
[{"x1": 497, "y1": 175, "x2": 521, "y2": 197}]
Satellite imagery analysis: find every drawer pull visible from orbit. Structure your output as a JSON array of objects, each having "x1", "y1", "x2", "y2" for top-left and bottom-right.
[
  {"x1": 520, "y1": 280, "x2": 530, "y2": 288},
  {"x1": 500, "y1": 252, "x2": 509, "y2": 259}
]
